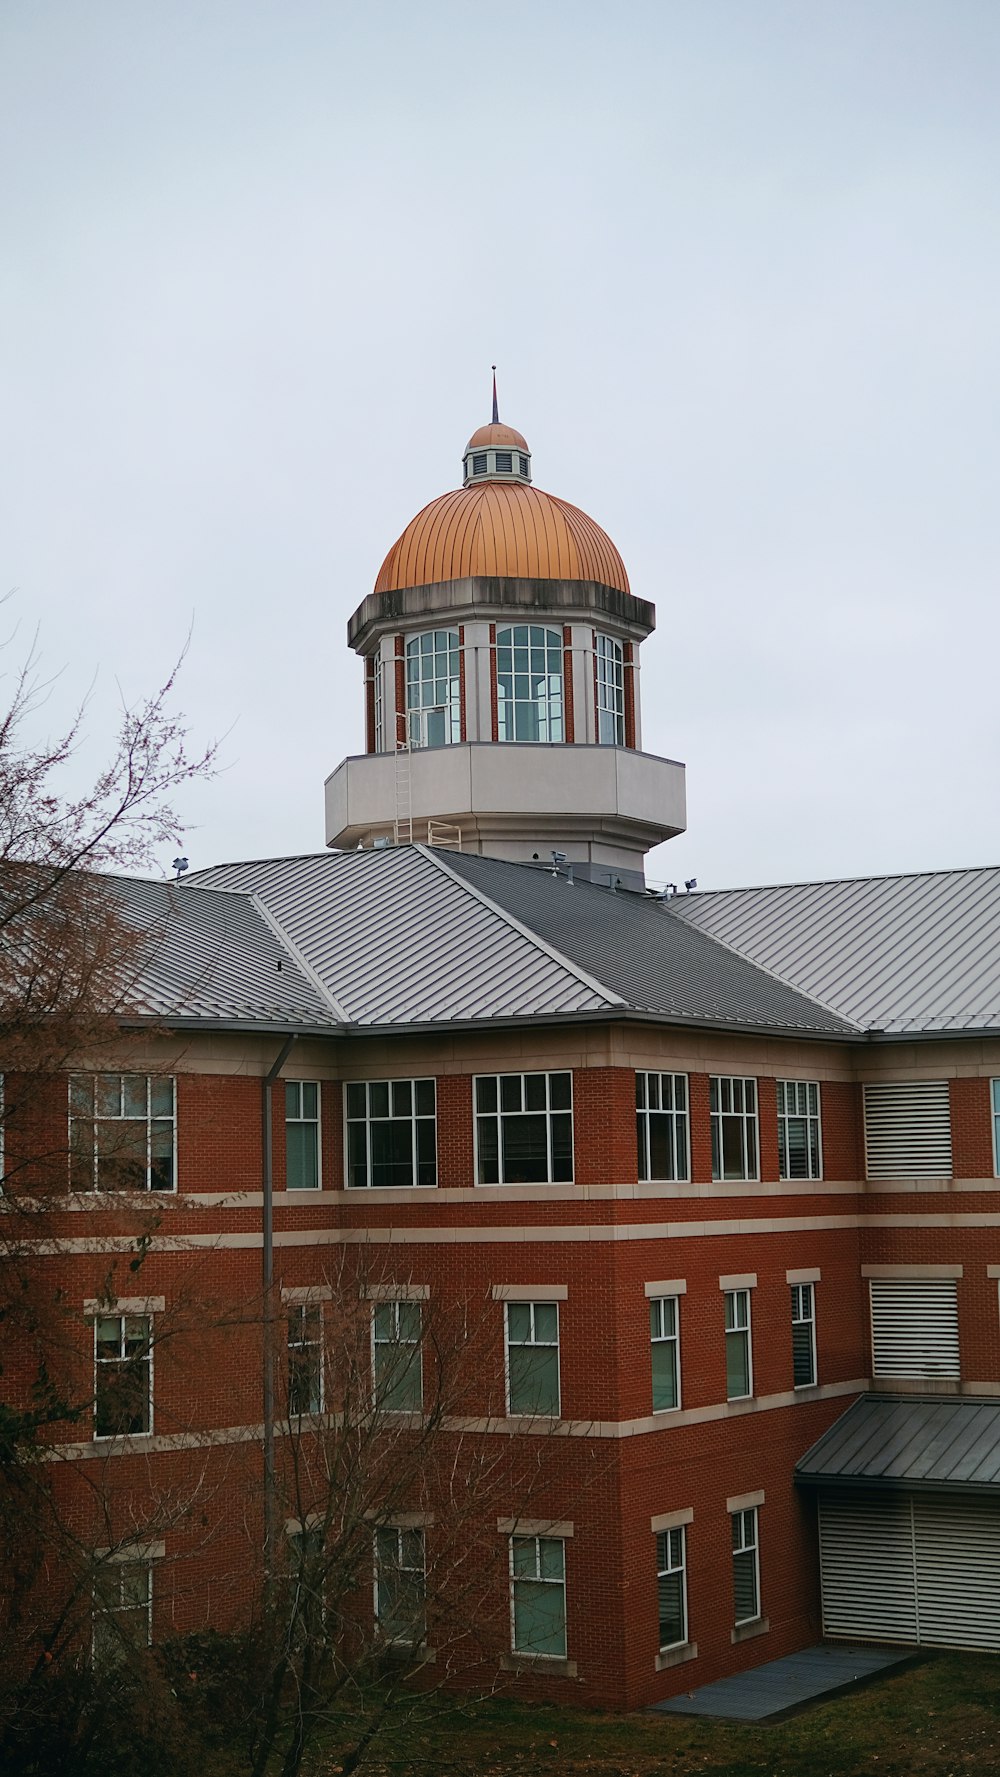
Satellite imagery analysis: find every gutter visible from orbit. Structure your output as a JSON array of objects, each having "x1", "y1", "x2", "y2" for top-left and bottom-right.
[{"x1": 261, "y1": 1031, "x2": 299, "y2": 1597}]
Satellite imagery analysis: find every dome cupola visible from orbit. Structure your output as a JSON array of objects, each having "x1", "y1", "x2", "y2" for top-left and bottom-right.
[{"x1": 462, "y1": 371, "x2": 532, "y2": 485}]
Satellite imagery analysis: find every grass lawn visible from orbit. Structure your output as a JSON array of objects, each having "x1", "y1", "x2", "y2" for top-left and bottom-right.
[{"x1": 314, "y1": 1654, "x2": 1000, "y2": 1777}]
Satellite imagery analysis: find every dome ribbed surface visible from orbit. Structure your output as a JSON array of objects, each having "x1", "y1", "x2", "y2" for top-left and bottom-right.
[
  {"x1": 465, "y1": 422, "x2": 529, "y2": 451},
  {"x1": 374, "y1": 482, "x2": 630, "y2": 595}
]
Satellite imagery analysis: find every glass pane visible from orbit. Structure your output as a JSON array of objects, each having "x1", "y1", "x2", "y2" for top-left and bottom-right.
[
  {"x1": 513, "y1": 1579, "x2": 566, "y2": 1656},
  {"x1": 502, "y1": 1114, "x2": 549, "y2": 1184},
  {"x1": 733, "y1": 1548, "x2": 758, "y2": 1623},
  {"x1": 369, "y1": 1082, "x2": 389, "y2": 1120},
  {"x1": 511, "y1": 1537, "x2": 537, "y2": 1577},
  {"x1": 726, "y1": 1329, "x2": 750, "y2": 1399},
  {"x1": 149, "y1": 1125, "x2": 174, "y2": 1191},
  {"x1": 651, "y1": 1338, "x2": 678, "y2": 1411},
  {"x1": 391, "y1": 1080, "x2": 412, "y2": 1118},
  {"x1": 416, "y1": 1118, "x2": 436, "y2": 1186},
  {"x1": 538, "y1": 1537, "x2": 564, "y2": 1580},
  {"x1": 70, "y1": 1075, "x2": 93, "y2": 1116},
  {"x1": 476, "y1": 1076, "x2": 497, "y2": 1113},
  {"x1": 150, "y1": 1076, "x2": 173, "y2": 1117},
  {"x1": 347, "y1": 1121, "x2": 368, "y2": 1188},
  {"x1": 415, "y1": 1080, "x2": 435, "y2": 1117},
  {"x1": 301, "y1": 1081, "x2": 318, "y2": 1119},
  {"x1": 550, "y1": 1113, "x2": 573, "y2": 1181},
  {"x1": 508, "y1": 1345, "x2": 558, "y2": 1415},
  {"x1": 345, "y1": 1083, "x2": 366, "y2": 1120},
  {"x1": 287, "y1": 1123, "x2": 318, "y2": 1190},
  {"x1": 477, "y1": 1116, "x2": 499, "y2": 1183},
  {"x1": 370, "y1": 1120, "x2": 414, "y2": 1188},
  {"x1": 507, "y1": 1302, "x2": 531, "y2": 1344},
  {"x1": 397, "y1": 1302, "x2": 421, "y2": 1343},
  {"x1": 95, "y1": 1316, "x2": 121, "y2": 1353},
  {"x1": 658, "y1": 1570, "x2": 685, "y2": 1647},
  {"x1": 532, "y1": 1303, "x2": 558, "y2": 1343},
  {"x1": 792, "y1": 1320, "x2": 815, "y2": 1387},
  {"x1": 375, "y1": 1340, "x2": 422, "y2": 1411},
  {"x1": 96, "y1": 1076, "x2": 121, "y2": 1117},
  {"x1": 500, "y1": 1076, "x2": 522, "y2": 1113},
  {"x1": 122, "y1": 1077, "x2": 146, "y2": 1118},
  {"x1": 549, "y1": 1073, "x2": 571, "y2": 1111},
  {"x1": 524, "y1": 1074, "x2": 546, "y2": 1112}
]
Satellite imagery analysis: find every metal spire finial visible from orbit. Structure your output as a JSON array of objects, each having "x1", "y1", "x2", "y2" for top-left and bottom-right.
[{"x1": 491, "y1": 365, "x2": 499, "y2": 425}]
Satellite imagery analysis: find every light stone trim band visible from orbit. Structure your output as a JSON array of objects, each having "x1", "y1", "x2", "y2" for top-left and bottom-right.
[
  {"x1": 94, "y1": 1540, "x2": 166, "y2": 1561},
  {"x1": 727, "y1": 1489, "x2": 765, "y2": 1513},
  {"x1": 786, "y1": 1267, "x2": 821, "y2": 1284},
  {"x1": 491, "y1": 1283, "x2": 568, "y2": 1301},
  {"x1": 861, "y1": 1263, "x2": 964, "y2": 1278},
  {"x1": 364, "y1": 1509, "x2": 435, "y2": 1528},
  {"x1": 84, "y1": 1296, "x2": 165, "y2": 1315},
  {"x1": 719, "y1": 1273, "x2": 757, "y2": 1291},
  {"x1": 281, "y1": 1285, "x2": 334, "y2": 1303},
  {"x1": 497, "y1": 1518, "x2": 574, "y2": 1538},
  {"x1": 650, "y1": 1506, "x2": 693, "y2": 1533},
  {"x1": 644, "y1": 1280, "x2": 687, "y2": 1298},
  {"x1": 363, "y1": 1282, "x2": 430, "y2": 1301}
]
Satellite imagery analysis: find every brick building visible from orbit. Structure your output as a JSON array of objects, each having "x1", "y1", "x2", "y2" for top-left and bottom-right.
[{"x1": 15, "y1": 397, "x2": 1000, "y2": 1706}]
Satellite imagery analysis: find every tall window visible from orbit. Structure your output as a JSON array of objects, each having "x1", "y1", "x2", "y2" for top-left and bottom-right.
[
  {"x1": 777, "y1": 1081, "x2": 822, "y2": 1180},
  {"x1": 790, "y1": 1283, "x2": 817, "y2": 1388},
  {"x1": 70, "y1": 1075, "x2": 175, "y2": 1192},
  {"x1": 475, "y1": 1072, "x2": 573, "y2": 1185},
  {"x1": 992, "y1": 1081, "x2": 1000, "y2": 1176},
  {"x1": 505, "y1": 1301, "x2": 560, "y2": 1416},
  {"x1": 288, "y1": 1524, "x2": 325, "y2": 1645},
  {"x1": 656, "y1": 1527, "x2": 687, "y2": 1650},
  {"x1": 649, "y1": 1296, "x2": 681, "y2": 1411},
  {"x1": 732, "y1": 1507, "x2": 760, "y2": 1624},
  {"x1": 373, "y1": 1300, "x2": 423, "y2": 1411},
  {"x1": 636, "y1": 1073, "x2": 689, "y2": 1181},
  {"x1": 345, "y1": 1080, "x2": 436, "y2": 1189},
  {"x1": 724, "y1": 1289, "x2": 753, "y2": 1400},
  {"x1": 285, "y1": 1082, "x2": 320, "y2": 1190},
  {"x1": 92, "y1": 1561, "x2": 152, "y2": 1666},
  {"x1": 496, "y1": 625, "x2": 564, "y2": 743},
  {"x1": 287, "y1": 1305, "x2": 323, "y2": 1415},
  {"x1": 510, "y1": 1535, "x2": 567, "y2": 1657},
  {"x1": 372, "y1": 654, "x2": 384, "y2": 753},
  {"x1": 406, "y1": 631, "x2": 461, "y2": 748},
  {"x1": 94, "y1": 1314, "x2": 152, "y2": 1438},
  {"x1": 595, "y1": 633, "x2": 625, "y2": 745},
  {"x1": 375, "y1": 1526, "x2": 426, "y2": 1644},
  {"x1": 710, "y1": 1076, "x2": 758, "y2": 1181}
]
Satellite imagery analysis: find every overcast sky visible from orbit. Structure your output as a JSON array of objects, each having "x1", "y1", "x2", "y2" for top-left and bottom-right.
[{"x1": 2, "y1": 0, "x2": 998, "y2": 890}]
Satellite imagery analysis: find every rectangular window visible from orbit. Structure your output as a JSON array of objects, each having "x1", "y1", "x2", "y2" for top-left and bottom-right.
[
  {"x1": 506, "y1": 1301, "x2": 560, "y2": 1416},
  {"x1": 869, "y1": 1278, "x2": 960, "y2": 1378},
  {"x1": 373, "y1": 1300, "x2": 423, "y2": 1411},
  {"x1": 790, "y1": 1283, "x2": 817, "y2": 1387},
  {"x1": 372, "y1": 654, "x2": 384, "y2": 753},
  {"x1": 710, "y1": 1077, "x2": 758, "y2": 1181},
  {"x1": 863, "y1": 1081, "x2": 952, "y2": 1179},
  {"x1": 94, "y1": 1315, "x2": 153, "y2": 1438},
  {"x1": 595, "y1": 633, "x2": 625, "y2": 746},
  {"x1": 991, "y1": 1081, "x2": 1000, "y2": 1177},
  {"x1": 288, "y1": 1524, "x2": 325, "y2": 1642},
  {"x1": 777, "y1": 1080, "x2": 822, "y2": 1180},
  {"x1": 636, "y1": 1073, "x2": 689, "y2": 1182},
  {"x1": 285, "y1": 1081, "x2": 320, "y2": 1190},
  {"x1": 649, "y1": 1296, "x2": 680, "y2": 1412},
  {"x1": 287, "y1": 1304, "x2": 323, "y2": 1416},
  {"x1": 70, "y1": 1075, "x2": 175, "y2": 1192},
  {"x1": 375, "y1": 1525, "x2": 425, "y2": 1644},
  {"x1": 510, "y1": 1534, "x2": 566, "y2": 1657},
  {"x1": 732, "y1": 1507, "x2": 760, "y2": 1625},
  {"x1": 724, "y1": 1289, "x2": 752, "y2": 1400},
  {"x1": 656, "y1": 1526, "x2": 687, "y2": 1650},
  {"x1": 92, "y1": 1560, "x2": 152, "y2": 1666},
  {"x1": 475, "y1": 1072, "x2": 573, "y2": 1185},
  {"x1": 345, "y1": 1079, "x2": 436, "y2": 1189}
]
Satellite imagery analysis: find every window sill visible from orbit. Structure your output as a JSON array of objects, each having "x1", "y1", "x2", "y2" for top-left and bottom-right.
[
  {"x1": 501, "y1": 1653, "x2": 577, "y2": 1678},
  {"x1": 381, "y1": 1641, "x2": 436, "y2": 1665},
  {"x1": 656, "y1": 1640, "x2": 697, "y2": 1671},
  {"x1": 731, "y1": 1616, "x2": 769, "y2": 1645}
]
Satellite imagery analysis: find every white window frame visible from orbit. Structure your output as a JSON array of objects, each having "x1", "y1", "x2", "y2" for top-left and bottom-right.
[
  {"x1": 710, "y1": 1076, "x2": 758, "y2": 1182},
  {"x1": 992, "y1": 1080, "x2": 1000, "y2": 1177},
  {"x1": 509, "y1": 1533, "x2": 567, "y2": 1658},
  {"x1": 776, "y1": 1080, "x2": 823, "y2": 1181},
  {"x1": 474, "y1": 1071, "x2": 573, "y2": 1186},
  {"x1": 496, "y1": 624, "x2": 564, "y2": 744},
  {"x1": 636, "y1": 1072, "x2": 689, "y2": 1182},
  {"x1": 287, "y1": 1303, "x2": 324, "y2": 1416},
  {"x1": 731, "y1": 1506, "x2": 760, "y2": 1625},
  {"x1": 285, "y1": 1080, "x2": 321, "y2": 1191},
  {"x1": 372, "y1": 1299, "x2": 423, "y2": 1413},
  {"x1": 595, "y1": 632, "x2": 625, "y2": 746},
  {"x1": 405, "y1": 629, "x2": 462, "y2": 749},
  {"x1": 649, "y1": 1295, "x2": 681, "y2": 1413},
  {"x1": 70, "y1": 1074, "x2": 176, "y2": 1193},
  {"x1": 724, "y1": 1288, "x2": 753, "y2": 1401},
  {"x1": 94, "y1": 1312, "x2": 153, "y2": 1440},
  {"x1": 344, "y1": 1079, "x2": 437, "y2": 1189},
  {"x1": 790, "y1": 1282, "x2": 817, "y2": 1388},
  {"x1": 374, "y1": 1524, "x2": 426, "y2": 1645},
  {"x1": 505, "y1": 1300, "x2": 561, "y2": 1418},
  {"x1": 656, "y1": 1525, "x2": 687, "y2": 1651}
]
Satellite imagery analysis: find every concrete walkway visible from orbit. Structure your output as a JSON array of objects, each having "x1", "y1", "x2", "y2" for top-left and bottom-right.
[{"x1": 651, "y1": 1642, "x2": 920, "y2": 1723}]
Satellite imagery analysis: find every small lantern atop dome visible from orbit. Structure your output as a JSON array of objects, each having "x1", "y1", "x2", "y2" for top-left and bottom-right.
[{"x1": 462, "y1": 369, "x2": 532, "y2": 486}]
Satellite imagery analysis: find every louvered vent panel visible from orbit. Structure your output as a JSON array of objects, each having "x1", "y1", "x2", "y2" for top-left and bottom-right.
[
  {"x1": 863, "y1": 1081, "x2": 952, "y2": 1179},
  {"x1": 869, "y1": 1279, "x2": 960, "y2": 1379},
  {"x1": 819, "y1": 1492, "x2": 917, "y2": 1642},
  {"x1": 914, "y1": 1497, "x2": 1000, "y2": 1650}
]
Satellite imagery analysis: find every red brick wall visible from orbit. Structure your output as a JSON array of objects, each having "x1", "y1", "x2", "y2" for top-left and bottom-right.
[{"x1": 952, "y1": 1076, "x2": 994, "y2": 1178}]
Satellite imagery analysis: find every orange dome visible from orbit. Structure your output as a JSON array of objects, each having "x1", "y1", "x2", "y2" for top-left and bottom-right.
[
  {"x1": 374, "y1": 481, "x2": 630, "y2": 595},
  {"x1": 465, "y1": 422, "x2": 529, "y2": 452}
]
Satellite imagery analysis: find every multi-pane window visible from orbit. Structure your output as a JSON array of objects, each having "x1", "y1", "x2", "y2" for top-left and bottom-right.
[
  {"x1": 375, "y1": 1526, "x2": 425, "y2": 1643},
  {"x1": 650, "y1": 1296, "x2": 681, "y2": 1411},
  {"x1": 345, "y1": 1080, "x2": 436, "y2": 1189},
  {"x1": 595, "y1": 633, "x2": 625, "y2": 745},
  {"x1": 724, "y1": 1289, "x2": 753, "y2": 1400},
  {"x1": 777, "y1": 1081, "x2": 822, "y2": 1180},
  {"x1": 406, "y1": 630, "x2": 462, "y2": 749},
  {"x1": 496, "y1": 625, "x2": 564, "y2": 743},
  {"x1": 510, "y1": 1535, "x2": 567, "y2": 1657},
  {"x1": 475, "y1": 1073, "x2": 573, "y2": 1185},
  {"x1": 92, "y1": 1561, "x2": 152, "y2": 1666},
  {"x1": 710, "y1": 1077, "x2": 758, "y2": 1182},
  {"x1": 287, "y1": 1305, "x2": 323, "y2": 1416},
  {"x1": 70, "y1": 1075, "x2": 175, "y2": 1192},
  {"x1": 288, "y1": 1524, "x2": 325, "y2": 1644},
  {"x1": 285, "y1": 1082, "x2": 320, "y2": 1190},
  {"x1": 791, "y1": 1283, "x2": 817, "y2": 1388},
  {"x1": 636, "y1": 1073, "x2": 689, "y2": 1182},
  {"x1": 373, "y1": 1300, "x2": 423, "y2": 1411},
  {"x1": 94, "y1": 1315, "x2": 152, "y2": 1438},
  {"x1": 506, "y1": 1301, "x2": 560, "y2": 1416},
  {"x1": 732, "y1": 1507, "x2": 760, "y2": 1624},
  {"x1": 656, "y1": 1527, "x2": 687, "y2": 1650},
  {"x1": 992, "y1": 1081, "x2": 1000, "y2": 1176}
]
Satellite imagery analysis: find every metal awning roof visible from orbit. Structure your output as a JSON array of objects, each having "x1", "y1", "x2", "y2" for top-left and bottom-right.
[{"x1": 797, "y1": 1395, "x2": 1000, "y2": 1495}]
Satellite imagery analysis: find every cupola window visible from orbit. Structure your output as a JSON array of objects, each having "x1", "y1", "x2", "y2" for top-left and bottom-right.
[
  {"x1": 472, "y1": 453, "x2": 487, "y2": 476},
  {"x1": 518, "y1": 455, "x2": 529, "y2": 477},
  {"x1": 495, "y1": 451, "x2": 513, "y2": 474},
  {"x1": 496, "y1": 625, "x2": 564, "y2": 744},
  {"x1": 406, "y1": 630, "x2": 462, "y2": 749},
  {"x1": 595, "y1": 634, "x2": 625, "y2": 745}
]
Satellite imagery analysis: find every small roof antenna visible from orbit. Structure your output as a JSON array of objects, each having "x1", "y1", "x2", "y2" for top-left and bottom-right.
[
  {"x1": 492, "y1": 365, "x2": 499, "y2": 424},
  {"x1": 685, "y1": 877, "x2": 698, "y2": 893},
  {"x1": 172, "y1": 856, "x2": 189, "y2": 882},
  {"x1": 550, "y1": 849, "x2": 567, "y2": 877}
]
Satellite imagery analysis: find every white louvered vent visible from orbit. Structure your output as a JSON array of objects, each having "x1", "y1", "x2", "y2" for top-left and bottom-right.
[
  {"x1": 819, "y1": 1492, "x2": 917, "y2": 1643},
  {"x1": 869, "y1": 1279, "x2": 960, "y2": 1379},
  {"x1": 863, "y1": 1081, "x2": 952, "y2": 1179}
]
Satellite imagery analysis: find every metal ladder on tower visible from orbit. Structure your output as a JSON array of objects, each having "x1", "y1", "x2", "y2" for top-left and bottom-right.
[{"x1": 393, "y1": 738, "x2": 413, "y2": 847}]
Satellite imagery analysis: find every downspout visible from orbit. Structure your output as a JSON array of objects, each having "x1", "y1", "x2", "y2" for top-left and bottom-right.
[{"x1": 262, "y1": 1032, "x2": 298, "y2": 1599}]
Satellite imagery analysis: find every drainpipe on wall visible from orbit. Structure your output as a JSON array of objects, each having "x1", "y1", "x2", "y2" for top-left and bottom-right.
[{"x1": 262, "y1": 1032, "x2": 298, "y2": 1602}]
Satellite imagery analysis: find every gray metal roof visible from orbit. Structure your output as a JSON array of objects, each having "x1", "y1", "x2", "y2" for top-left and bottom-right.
[
  {"x1": 797, "y1": 1395, "x2": 1000, "y2": 1494},
  {"x1": 671, "y1": 866, "x2": 1000, "y2": 1034}
]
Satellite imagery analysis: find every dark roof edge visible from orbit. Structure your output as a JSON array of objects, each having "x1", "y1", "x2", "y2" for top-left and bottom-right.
[
  {"x1": 795, "y1": 1471, "x2": 1000, "y2": 1497},
  {"x1": 120, "y1": 1006, "x2": 859, "y2": 1043}
]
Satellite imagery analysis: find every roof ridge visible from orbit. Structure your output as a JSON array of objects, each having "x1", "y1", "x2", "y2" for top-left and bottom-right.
[
  {"x1": 246, "y1": 891, "x2": 349, "y2": 1024},
  {"x1": 664, "y1": 904, "x2": 861, "y2": 1033},
  {"x1": 417, "y1": 846, "x2": 626, "y2": 1009},
  {"x1": 685, "y1": 862, "x2": 1000, "y2": 899}
]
